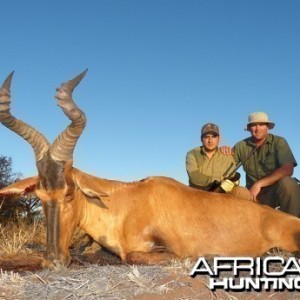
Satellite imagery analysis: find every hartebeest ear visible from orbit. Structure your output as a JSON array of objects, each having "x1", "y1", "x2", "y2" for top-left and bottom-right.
[
  {"x1": 0, "y1": 176, "x2": 39, "y2": 198},
  {"x1": 72, "y1": 168, "x2": 109, "y2": 200}
]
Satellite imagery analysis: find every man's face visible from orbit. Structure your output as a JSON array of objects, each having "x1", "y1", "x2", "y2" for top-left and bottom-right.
[
  {"x1": 249, "y1": 123, "x2": 269, "y2": 141},
  {"x1": 201, "y1": 133, "x2": 219, "y2": 152}
]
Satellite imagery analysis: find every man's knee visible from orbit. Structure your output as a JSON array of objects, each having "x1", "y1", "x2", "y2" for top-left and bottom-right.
[
  {"x1": 277, "y1": 177, "x2": 300, "y2": 193},
  {"x1": 276, "y1": 177, "x2": 300, "y2": 217},
  {"x1": 230, "y1": 186, "x2": 251, "y2": 201}
]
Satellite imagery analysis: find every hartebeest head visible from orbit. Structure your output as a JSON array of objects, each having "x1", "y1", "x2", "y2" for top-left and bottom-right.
[{"x1": 0, "y1": 70, "x2": 89, "y2": 266}]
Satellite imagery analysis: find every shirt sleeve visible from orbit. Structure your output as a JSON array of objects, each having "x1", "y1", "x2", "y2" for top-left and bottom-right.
[
  {"x1": 225, "y1": 155, "x2": 239, "y2": 178},
  {"x1": 275, "y1": 137, "x2": 297, "y2": 167},
  {"x1": 185, "y1": 151, "x2": 213, "y2": 187}
]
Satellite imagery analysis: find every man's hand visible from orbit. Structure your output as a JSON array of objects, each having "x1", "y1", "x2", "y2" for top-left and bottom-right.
[
  {"x1": 249, "y1": 182, "x2": 262, "y2": 202},
  {"x1": 220, "y1": 179, "x2": 235, "y2": 193},
  {"x1": 220, "y1": 146, "x2": 234, "y2": 156}
]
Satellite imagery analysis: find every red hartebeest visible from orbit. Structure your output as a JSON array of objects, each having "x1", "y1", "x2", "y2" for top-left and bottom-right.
[{"x1": 0, "y1": 71, "x2": 300, "y2": 268}]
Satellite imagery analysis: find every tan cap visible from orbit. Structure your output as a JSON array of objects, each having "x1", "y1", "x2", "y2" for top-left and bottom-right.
[
  {"x1": 245, "y1": 112, "x2": 275, "y2": 131},
  {"x1": 201, "y1": 123, "x2": 219, "y2": 136}
]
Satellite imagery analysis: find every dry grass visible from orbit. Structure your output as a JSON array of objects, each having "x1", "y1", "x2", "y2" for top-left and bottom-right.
[
  {"x1": 1, "y1": 220, "x2": 300, "y2": 299},
  {"x1": 0, "y1": 220, "x2": 45, "y2": 255},
  {"x1": 0, "y1": 264, "x2": 174, "y2": 299}
]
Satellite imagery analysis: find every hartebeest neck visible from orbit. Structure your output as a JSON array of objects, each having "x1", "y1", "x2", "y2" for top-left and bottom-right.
[{"x1": 73, "y1": 171, "x2": 131, "y2": 255}]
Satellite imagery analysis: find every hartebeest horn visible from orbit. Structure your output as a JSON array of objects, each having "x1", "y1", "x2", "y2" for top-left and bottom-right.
[
  {"x1": 62, "y1": 68, "x2": 88, "y2": 92},
  {"x1": 1, "y1": 71, "x2": 14, "y2": 94},
  {"x1": 0, "y1": 72, "x2": 50, "y2": 161},
  {"x1": 50, "y1": 69, "x2": 88, "y2": 162}
]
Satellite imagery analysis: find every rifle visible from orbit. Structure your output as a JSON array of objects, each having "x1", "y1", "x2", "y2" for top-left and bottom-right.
[{"x1": 209, "y1": 145, "x2": 258, "y2": 192}]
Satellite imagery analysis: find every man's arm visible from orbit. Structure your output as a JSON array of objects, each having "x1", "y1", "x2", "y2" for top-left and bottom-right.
[
  {"x1": 186, "y1": 151, "x2": 213, "y2": 187},
  {"x1": 220, "y1": 146, "x2": 234, "y2": 156},
  {"x1": 250, "y1": 137, "x2": 297, "y2": 202},
  {"x1": 250, "y1": 163, "x2": 294, "y2": 202}
]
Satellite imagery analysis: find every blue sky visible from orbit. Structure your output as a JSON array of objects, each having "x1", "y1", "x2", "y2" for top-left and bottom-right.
[{"x1": 1, "y1": 0, "x2": 300, "y2": 186}]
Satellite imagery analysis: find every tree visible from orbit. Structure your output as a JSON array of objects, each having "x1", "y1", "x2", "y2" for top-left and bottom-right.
[
  {"x1": 0, "y1": 156, "x2": 19, "y2": 188},
  {"x1": 0, "y1": 155, "x2": 40, "y2": 223}
]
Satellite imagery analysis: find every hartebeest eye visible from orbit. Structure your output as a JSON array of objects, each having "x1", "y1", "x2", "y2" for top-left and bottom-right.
[
  {"x1": 65, "y1": 187, "x2": 75, "y2": 202},
  {"x1": 65, "y1": 193, "x2": 74, "y2": 202}
]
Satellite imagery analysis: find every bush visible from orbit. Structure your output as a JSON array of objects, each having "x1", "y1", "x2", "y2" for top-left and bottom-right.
[{"x1": 0, "y1": 155, "x2": 41, "y2": 223}]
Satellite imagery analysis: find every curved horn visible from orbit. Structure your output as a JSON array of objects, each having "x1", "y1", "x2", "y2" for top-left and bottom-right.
[
  {"x1": 0, "y1": 72, "x2": 50, "y2": 161},
  {"x1": 50, "y1": 69, "x2": 88, "y2": 161},
  {"x1": 2, "y1": 71, "x2": 14, "y2": 92},
  {"x1": 63, "y1": 68, "x2": 88, "y2": 92}
]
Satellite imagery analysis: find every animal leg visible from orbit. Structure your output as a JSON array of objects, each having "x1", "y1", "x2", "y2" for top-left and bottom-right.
[{"x1": 125, "y1": 250, "x2": 178, "y2": 265}]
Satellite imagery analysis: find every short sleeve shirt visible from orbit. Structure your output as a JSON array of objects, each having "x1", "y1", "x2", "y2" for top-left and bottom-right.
[
  {"x1": 233, "y1": 134, "x2": 297, "y2": 188},
  {"x1": 186, "y1": 147, "x2": 237, "y2": 189}
]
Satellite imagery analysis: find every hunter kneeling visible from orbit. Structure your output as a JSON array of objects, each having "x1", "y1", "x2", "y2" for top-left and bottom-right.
[{"x1": 186, "y1": 123, "x2": 251, "y2": 200}]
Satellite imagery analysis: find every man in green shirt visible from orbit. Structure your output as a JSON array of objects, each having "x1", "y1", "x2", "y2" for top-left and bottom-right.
[
  {"x1": 233, "y1": 112, "x2": 300, "y2": 217},
  {"x1": 186, "y1": 123, "x2": 251, "y2": 200}
]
